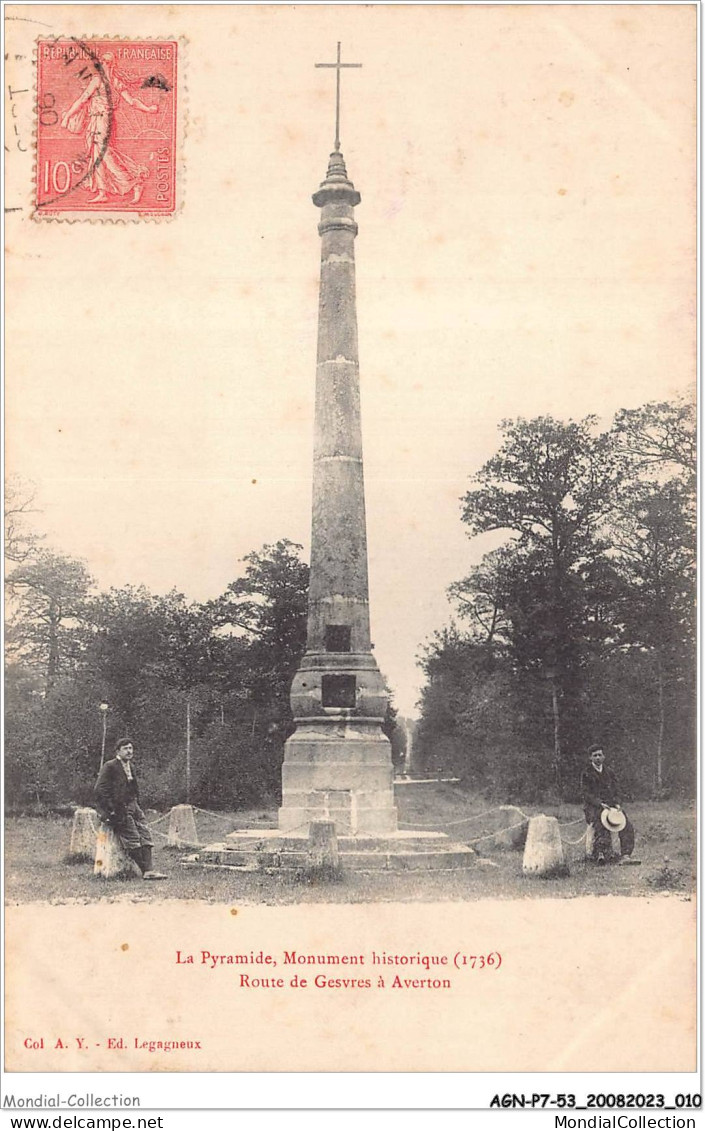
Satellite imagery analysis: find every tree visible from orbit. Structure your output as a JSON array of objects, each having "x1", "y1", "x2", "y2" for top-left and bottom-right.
[
  {"x1": 203, "y1": 540, "x2": 310, "y2": 802},
  {"x1": 614, "y1": 397, "x2": 696, "y2": 487},
  {"x1": 380, "y1": 688, "x2": 405, "y2": 769},
  {"x1": 4, "y1": 475, "x2": 43, "y2": 564},
  {"x1": 416, "y1": 399, "x2": 696, "y2": 803},
  {"x1": 447, "y1": 545, "x2": 514, "y2": 648},
  {"x1": 78, "y1": 586, "x2": 192, "y2": 722},
  {"x1": 416, "y1": 627, "x2": 480, "y2": 778},
  {"x1": 416, "y1": 627, "x2": 551, "y2": 799},
  {"x1": 4, "y1": 662, "x2": 54, "y2": 808},
  {"x1": 6, "y1": 550, "x2": 94, "y2": 693},
  {"x1": 610, "y1": 479, "x2": 696, "y2": 790},
  {"x1": 459, "y1": 415, "x2": 621, "y2": 791},
  {"x1": 206, "y1": 539, "x2": 309, "y2": 708},
  {"x1": 610, "y1": 398, "x2": 696, "y2": 791}
]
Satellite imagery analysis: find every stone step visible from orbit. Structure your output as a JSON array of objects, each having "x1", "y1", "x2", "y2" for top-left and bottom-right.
[
  {"x1": 184, "y1": 837, "x2": 476, "y2": 873},
  {"x1": 224, "y1": 830, "x2": 460, "y2": 853}
]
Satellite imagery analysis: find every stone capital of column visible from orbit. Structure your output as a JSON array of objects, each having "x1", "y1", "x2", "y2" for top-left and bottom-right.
[{"x1": 312, "y1": 150, "x2": 361, "y2": 210}]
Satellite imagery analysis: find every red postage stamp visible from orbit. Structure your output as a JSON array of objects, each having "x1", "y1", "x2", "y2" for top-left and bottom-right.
[{"x1": 35, "y1": 38, "x2": 179, "y2": 218}]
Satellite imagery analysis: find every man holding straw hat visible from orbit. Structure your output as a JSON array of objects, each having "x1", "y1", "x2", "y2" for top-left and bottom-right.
[{"x1": 581, "y1": 744, "x2": 637, "y2": 865}]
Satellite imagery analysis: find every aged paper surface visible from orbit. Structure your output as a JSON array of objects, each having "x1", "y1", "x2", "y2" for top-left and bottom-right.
[
  {"x1": 4, "y1": 900, "x2": 697, "y2": 1073},
  {"x1": 4, "y1": 3, "x2": 696, "y2": 1079}
]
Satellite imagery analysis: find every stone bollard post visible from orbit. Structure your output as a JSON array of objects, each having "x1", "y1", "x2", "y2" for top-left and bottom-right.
[
  {"x1": 66, "y1": 807, "x2": 99, "y2": 863},
  {"x1": 167, "y1": 804, "x2": 200, "y2": 849},
  {"x1": 94, "y1": 824, "x2": 139, "y2": 879},
  {"x1": 493, "y1": 805, "x2": 530, "y2": 851},
  {"x1": 306, "y1": 820, "x2": 341, "y2": 880},
  {"x1": 522, "y1": 814, "x2": 569, "y2": 878}
]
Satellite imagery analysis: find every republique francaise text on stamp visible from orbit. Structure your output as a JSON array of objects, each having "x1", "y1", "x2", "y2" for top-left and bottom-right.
[{"x1": 35, "y1": 38, "x2": 178, "y2": 218}]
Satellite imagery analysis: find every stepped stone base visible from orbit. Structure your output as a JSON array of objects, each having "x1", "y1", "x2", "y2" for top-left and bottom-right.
[{"x1": 182, "y1": 828, "x2": 477, "y2": 873}]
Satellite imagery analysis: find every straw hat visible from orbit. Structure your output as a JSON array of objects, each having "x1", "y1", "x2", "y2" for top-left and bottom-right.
[{"x1": 600, "y1": 806, "x2": 627, "y2": 832}]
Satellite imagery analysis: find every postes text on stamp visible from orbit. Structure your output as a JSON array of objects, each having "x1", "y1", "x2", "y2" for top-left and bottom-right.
[{"x1": 36, "y1": 38, "x2": 178, "y2": 218}]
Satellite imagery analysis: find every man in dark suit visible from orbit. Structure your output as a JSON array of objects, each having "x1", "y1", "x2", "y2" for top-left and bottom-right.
[
  {"x1": 95, "y1": 738, "x2": 166, "y2": 880},
  {"x1": 581, "y1": 744, "x2": 636, "y2": 865}
]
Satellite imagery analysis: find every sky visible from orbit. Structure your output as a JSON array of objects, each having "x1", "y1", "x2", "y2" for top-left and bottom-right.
[{"x1": 6, "y1": 4, "x2": 695, "y2": 715}]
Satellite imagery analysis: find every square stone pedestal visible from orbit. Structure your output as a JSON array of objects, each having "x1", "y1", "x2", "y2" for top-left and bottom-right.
[{"x1": 278, "y1": 719, "x2": 398, "y2": 835}]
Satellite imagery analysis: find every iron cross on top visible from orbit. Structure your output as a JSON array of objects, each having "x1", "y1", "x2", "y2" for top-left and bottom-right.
[{"x1": 315, "y1": 42, "x2": 362, "y2": 152}]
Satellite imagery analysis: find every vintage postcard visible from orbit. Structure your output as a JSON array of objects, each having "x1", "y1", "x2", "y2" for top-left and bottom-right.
[{"x1": 3, "y1": 0, "x2": 697, "y2": 1096}]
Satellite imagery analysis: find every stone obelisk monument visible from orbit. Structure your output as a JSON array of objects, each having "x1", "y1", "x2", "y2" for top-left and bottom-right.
[
  {"x1": 195, "y1": 50, "x2": 474, "y2": 871},
  {"x1": 278, "y1": 45, "x2": 398, "y2": 836}
]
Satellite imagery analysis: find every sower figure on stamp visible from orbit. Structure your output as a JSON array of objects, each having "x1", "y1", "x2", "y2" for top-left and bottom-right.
[
  {"x1": 95, "y1": 738, "x2": 166, "y2": 880},
  {"x1": 60, "y1": 52, "x2": 158, "y2": 205},
  {"x1": 581, "y1": 744, "x2": 637, "y2": 866}
]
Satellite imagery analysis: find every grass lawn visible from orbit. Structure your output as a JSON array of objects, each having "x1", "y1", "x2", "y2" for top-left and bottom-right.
[{"x1": 4, "y1": 782, "x2": 696, "y2": 905}]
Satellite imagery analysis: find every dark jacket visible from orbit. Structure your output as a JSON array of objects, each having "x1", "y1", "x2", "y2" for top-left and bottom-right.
[
  {"x1": 95, "y1": 757, "x2": 140, "y2": 822},
  {"x1": 580, "y1": 763, "x2": 621, "y2": 817}
]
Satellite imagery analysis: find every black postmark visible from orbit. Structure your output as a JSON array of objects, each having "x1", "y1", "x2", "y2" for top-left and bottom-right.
[{"x1": 142, "y1": 72, "x2": 171, "y2": 92}]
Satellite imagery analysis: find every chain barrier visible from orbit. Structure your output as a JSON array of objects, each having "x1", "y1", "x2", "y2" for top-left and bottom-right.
[
  {"x1": 562, "y1": 829, "x2": 588, "y2": 846},
  {"x1": 148, "y1": 812, "x2": 169, "y2": 828},
  {"x1": 467, "y1": 818, "x2": 528, "y2": 847},
  {"x1": 80, "y1": 803, "x2": 590, "y2": 858},
  {"x1": 467, "y1": 818, "x2": 587, "y2": 848},
  {"x1": 88, "y1": 812, "x2": 172, "y2": 841},
  {"x1": 398, "y1": 803, "x2": 530, "y2": 831},
  {"x1": 192, "y1": 806, "x2": 235, "y2": 823},
  {"x1": 398, "y1": 807, "x2": 588, "y2": 851},
  {"x1": 99, "y1": 802, "x2": 584, "y2": 840}
]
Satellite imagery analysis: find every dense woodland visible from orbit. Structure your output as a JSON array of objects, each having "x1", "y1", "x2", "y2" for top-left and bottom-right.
[
  {"x1": 4, "y1": 514, "x2": 404, "y2": 810},
  {"x1": 415, "y1": 398, "x2": 696, "y2": 801},
  {"x1": 4, "y1": 396, "x2": 695, "y2": 810},
  {"x1": 4, "y1": 533, "x2": 303, "y2": 809}
]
